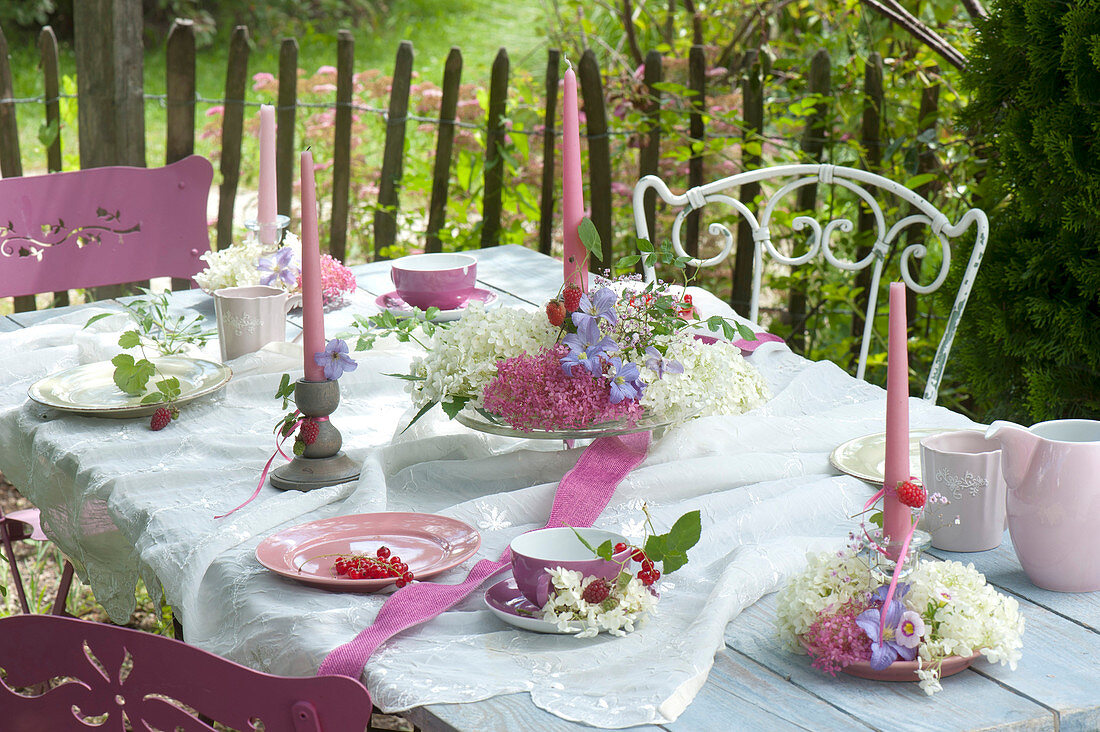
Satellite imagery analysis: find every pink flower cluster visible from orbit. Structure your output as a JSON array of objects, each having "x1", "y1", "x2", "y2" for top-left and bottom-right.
[
  {"x1": 297, "y1": 254, "x2": 357, "y2": 307},
  {"x1": 482, "y1": 345, "x2": 644, "y2": 432},
  {"x1": 801, "y1": 599, "x2": 872, "y2": 676}
]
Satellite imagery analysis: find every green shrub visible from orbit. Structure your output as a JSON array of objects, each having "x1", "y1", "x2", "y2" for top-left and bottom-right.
[{"x1": 957, "y1": 0, "x2": 1100, "y2": 421}]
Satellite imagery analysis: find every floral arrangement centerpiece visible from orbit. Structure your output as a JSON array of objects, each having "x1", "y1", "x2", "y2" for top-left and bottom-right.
[
  {"x1": 353, "y1": 258, "x2": 772, "y2": 433},
  {"x1": 776, "y1": 482, "x2": 1025, "y2": 694}
]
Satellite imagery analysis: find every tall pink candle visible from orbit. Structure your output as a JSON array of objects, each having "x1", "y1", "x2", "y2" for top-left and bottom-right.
[
  {"x1": 561, "y1": 65, "x2": 588, "y2": 291},
  {"x1": 883, "y1": 281, "x2": 911, "y2": 556},
  {"x1": 300, "y1": 150, "x2": 326, "y2": 381},
  {"x1": 258, "y1": 104, "x2": 278, "y2": 246}
]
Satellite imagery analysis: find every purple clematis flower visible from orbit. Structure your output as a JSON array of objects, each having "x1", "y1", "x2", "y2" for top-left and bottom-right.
[
  {"x1": 314, "y1": 338, "x2": 358, "y2": 380},
  {"x1": 561, "y1": 317, "x2": 617, "y2": 377},
  {"x1": 570, "y1": 286, "x2": 619, "y2": 329},
  {"x1": 856, "y1": 584, "x2": 918, "y2": 670},
  {"x1": 257, "y1": 246, "x2": 300, "y2": 288},
  {"x1": 606, "y1": 357, "x2": 645, "y2": 403},
  {"x1": 644, "y1": 346, "x2": 684, "y2": 379}
]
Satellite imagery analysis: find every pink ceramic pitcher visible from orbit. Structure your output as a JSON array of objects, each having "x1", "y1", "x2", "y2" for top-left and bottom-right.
[{"x1": 986, "y1": 419, "x2": 1100, "y2": 592}]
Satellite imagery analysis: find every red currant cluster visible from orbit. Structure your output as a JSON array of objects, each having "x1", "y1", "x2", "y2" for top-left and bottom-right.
[
  {"x1": 614, "y1": 542, "x2": 661, "y2": 586},
  {"x1": 333, "y1": 546, "x2": 415, "y2": 587}
]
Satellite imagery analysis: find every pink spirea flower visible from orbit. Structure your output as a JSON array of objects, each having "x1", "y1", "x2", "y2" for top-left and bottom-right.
[
  {"x1": 482, "y1": 345, "x2": 644, "y2": 432},
  {"x1": 297, "y1": 254, "x2": 357, "y2": 307},
  {"x1": 801, "y1": 599, "x2": 872, "y2": 676}
]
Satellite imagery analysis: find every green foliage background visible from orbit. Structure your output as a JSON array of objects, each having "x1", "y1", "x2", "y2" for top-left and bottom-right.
[{"x1": 957, "y1": 0, "x2": 1100, "y2": 421}]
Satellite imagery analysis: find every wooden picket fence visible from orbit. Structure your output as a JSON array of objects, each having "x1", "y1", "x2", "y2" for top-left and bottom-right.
[{"x1": 0, "y1": 19, "x2": 940, "y2": 323}]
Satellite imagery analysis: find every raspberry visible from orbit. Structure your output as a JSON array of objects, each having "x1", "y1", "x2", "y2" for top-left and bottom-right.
[
  {"x1": 581, "y1": 578, "x2": 611, "y2": 604},
  {"x1": 299, "y1": 419, "x2": 320, "y2": 445},
  {"x1": 546, "y1": 299, "x2": 567, "y2": 327},
  {"x1": 897, "y1": 479, "x2": 927, "y2": 509},
  {"x1": 562, "y1": 284, "x2": 583, "y2": 312},
  {"x1": 150, "y1": 406, "x2": 177, "y2": 431}
]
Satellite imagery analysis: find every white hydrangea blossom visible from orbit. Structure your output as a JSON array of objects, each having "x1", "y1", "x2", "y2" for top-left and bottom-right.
[
  {"x1": 539, "y1": 567, "x2": 658, "y2": 638},
  {"x1": 640, "y1": 333, "x2": 770, "y2": 418},
  {"x1": 406, "y1": 303, "x2": 557, "y2": 407},
  {"x1": 193, "y1": 232, "x2": 302, "y2": 292},
  {"x1": 775, "y1": 550, "x2": 1025, "y2": 695}
]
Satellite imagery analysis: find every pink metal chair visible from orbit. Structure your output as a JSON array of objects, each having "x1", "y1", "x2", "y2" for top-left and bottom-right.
[
  {"x1": 0, "y1": 506, "x2": 74, "y2": 615},
  {"x1": 0, "y1": 154, "x2": 213, "y2": 301},
  {"x1": 0, "y1": 614, "x2": 374, "y2": 731}
]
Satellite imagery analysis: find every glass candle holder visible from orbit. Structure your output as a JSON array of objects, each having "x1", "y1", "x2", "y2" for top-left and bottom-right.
[{"x1": 244, "y1": 214, "x2": 291, "y2": 253}]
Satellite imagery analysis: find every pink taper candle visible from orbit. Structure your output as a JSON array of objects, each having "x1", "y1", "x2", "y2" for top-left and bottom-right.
[
  {"x1": 561, "y1": 64, "x2": 588, "y2": 291},
  {"x1": 300, "y1": 150, "x2": 326, "y2": 381},
  {"x1": 883, "y1": 282, "x2": 911, "y2": 557},
  {"x1": 257, "y1": 104, "x2": 278, "y2": 246}
]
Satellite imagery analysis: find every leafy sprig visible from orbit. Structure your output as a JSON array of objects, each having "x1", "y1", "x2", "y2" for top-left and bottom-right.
[
  {"x1": 343, "y1": 308, "x2": 447, "y2": 352},
  {"x1": 572, "y1": 504, "x2": 702, "y2": 576}
]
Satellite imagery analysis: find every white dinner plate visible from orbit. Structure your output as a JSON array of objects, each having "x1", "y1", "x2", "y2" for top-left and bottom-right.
[
  {"x1": 28, "y1": 356, "x2": 232, "y2": 418},
  {"x1": 829, "y1": 428, "x2": 980, "y2": 484}
]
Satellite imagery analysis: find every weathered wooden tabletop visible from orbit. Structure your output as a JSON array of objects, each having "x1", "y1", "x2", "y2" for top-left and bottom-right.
[{"x1": 6, "y1": 244, "x2": 1097, "y2": 732}]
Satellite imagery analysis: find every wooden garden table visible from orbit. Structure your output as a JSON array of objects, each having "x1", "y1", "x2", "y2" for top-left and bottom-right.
[{"x1": 1, "y1": 245, "x2": 1097, "y2": 731}]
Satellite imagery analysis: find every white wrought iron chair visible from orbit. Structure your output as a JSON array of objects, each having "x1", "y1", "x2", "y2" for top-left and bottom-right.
[{"x1": 632, "y1": 163, "x2": 988, "y2": 403}]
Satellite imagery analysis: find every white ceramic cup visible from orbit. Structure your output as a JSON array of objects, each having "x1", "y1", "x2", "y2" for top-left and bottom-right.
[
  {"x1": 920, "y1": 430, "x2": 1007, "y2": 552},
  {"x1": 213, "y1": 285, "x2": 301, "y2": 361}
]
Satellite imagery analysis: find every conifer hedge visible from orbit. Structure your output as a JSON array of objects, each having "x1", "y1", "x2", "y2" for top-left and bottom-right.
[{"x1": 957, "y1": 0, "x2": 1100, "y2": 421}]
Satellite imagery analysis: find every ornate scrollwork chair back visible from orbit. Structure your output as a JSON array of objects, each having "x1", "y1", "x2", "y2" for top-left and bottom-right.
[
  {"x1": 0, "y1": 155, "x2": 213, "y2": 306},
  {"x1": 0, "y1": 614, "x2": 374, "y2": 731},
  {"x1": 632, "y1": 163, "x2": 988, "y2": 402}
]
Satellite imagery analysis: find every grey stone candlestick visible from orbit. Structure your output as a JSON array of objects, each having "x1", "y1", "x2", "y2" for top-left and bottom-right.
[{"x1": 270, "y1": 378, "x2": 360, "y2": 491}]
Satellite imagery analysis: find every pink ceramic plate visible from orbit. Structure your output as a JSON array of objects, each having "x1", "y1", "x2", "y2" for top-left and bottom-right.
[
  {"x1": 840, "y1": 652, "x2": 981, "y2": 681},
  {"x1": 376, "y1": 288, "x2": 499, "y2": 319},
  {"x1": 256, "y1": 513, "x2": 481, "y2": 592}
]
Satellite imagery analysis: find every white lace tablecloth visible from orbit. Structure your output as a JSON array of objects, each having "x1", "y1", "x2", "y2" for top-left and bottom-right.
[{"x1": 0, "y1": 295, "x2": 976, "y2": 728}]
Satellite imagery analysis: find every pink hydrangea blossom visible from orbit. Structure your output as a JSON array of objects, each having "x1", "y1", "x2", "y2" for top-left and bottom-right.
[
  {"x1": 801, "y1": 599, "x2": 872, "y2": 676},
  {"x1": 482, "y1": 345, "x2": 644, "y2": 432},
  {"x1": 296, "y1": 254, "x2": 357, "y2": 308}
]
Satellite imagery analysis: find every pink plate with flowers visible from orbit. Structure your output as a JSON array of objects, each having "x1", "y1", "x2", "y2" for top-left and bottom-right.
[
  {"x1": 256, "y1": 512, "x2": 481, "y2": 592},
  {"x1": 841, "y1": 653, "x2": 981, "y2": 682}
]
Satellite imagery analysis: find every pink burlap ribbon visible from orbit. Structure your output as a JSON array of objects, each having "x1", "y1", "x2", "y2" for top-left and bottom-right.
[{"x1": 317, "y1": 430, "x2": 651, "y2": 679}]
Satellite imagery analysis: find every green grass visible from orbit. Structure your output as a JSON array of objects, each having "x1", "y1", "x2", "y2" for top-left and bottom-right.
[{"x1": 5, "y1": 0, "x2": 549, "y2": 171}]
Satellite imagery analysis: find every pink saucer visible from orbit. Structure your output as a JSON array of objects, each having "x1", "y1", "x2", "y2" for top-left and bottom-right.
[
  {"x1": 376, "y1": 288, "x2": 498, "y2": 319},
  {"x1": 256, "y1": 512, "x2": 481, "y2": 592}
]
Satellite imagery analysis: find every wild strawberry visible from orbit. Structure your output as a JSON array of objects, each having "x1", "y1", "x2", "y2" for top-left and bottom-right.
[
  {"x1": 897, "y1": 479, "x2": 927, "y2": 509},
  {"x1": 562, "y1": 283, "x2": 583, "y2": 312},
  {"x1": 581, "y1": 578, "x2": 611, "y2": 604},
  {"x1": 546, "y1": 299, "x2": 567, "y2": 327},
  {"x1": 150, "y1": 406, "x2": 178, "y2": 431},
  {"x1": 299, "y1": 419, "x2": 320, "y2": 445}
]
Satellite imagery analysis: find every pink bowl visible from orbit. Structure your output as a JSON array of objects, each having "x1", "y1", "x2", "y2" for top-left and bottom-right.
[
  {"x1": 509, "y1": 527, "x2": 633, "y2": 608},
  {"x1": 840, "y1": 652, "x2": 980, "y2": 681},
  {"x1": 390, "y1": 253, "x2": 477, "y2": 310}
]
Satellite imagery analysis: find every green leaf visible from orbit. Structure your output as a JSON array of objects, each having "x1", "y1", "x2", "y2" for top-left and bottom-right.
[
  {"x1": 82, "y1": 312, "x2": 115, "y2": 329},
  {"x1": 400, "y1": 400, "x2": 438, "y2": 434},
  {"x1": 383, "y1": 372, "x2": 426, "y2": 381},
  {"x1": 595, "y1": 539, "x2": 614, "y2": 560},
  {"x1": 868, "y1": 511, "x2": 884, "y2": 529},
  {"x1": 664, "y1": 510, "x2": 701, "y2": 555},
  {"x1": 905, "y1": 173, "x2": 936, "y2": 190},
  {"x1": 578, "y1": 217, "x2": 603, "y2": 261},
  {"x1": 617, "y1": 254, "x2": 641, "y2": 268},
  {"x1": 736, "y1": 322, "x2": 757, "y2": 341},
  {"x1": 636, "y1": 237, "x2": 654, "y2": 253},
  {"x1": 156, "y1": 377, "x2": 182, "y2": 401},
  {"x1": 643, "y1": 534, "x2": 666, "y2": 563},
  {"x1": 140, "y1": 392, "x2": 166, "y2": 404},
  {"x1": 662, "y1": 550, "x2": 689, "y2": 575},
  {"x1": 112, "y1": 355, "x2": 155, "y2": 395},
  {"x1": 441, "y1": 396, "x2": 471, "y2": 419},
  {"x1": 118, "y1": 331, "x2": 141, "y2": 349},
  {"x1": 568, "y1": 525, "x2": 600, "y2": 556}
]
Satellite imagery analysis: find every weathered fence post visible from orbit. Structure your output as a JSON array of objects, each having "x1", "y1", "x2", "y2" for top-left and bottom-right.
[
  {"x1": 636, "y1": 49, "x2": 662, "y2": 272},
  {"x1": 166, "y1": 19, "x2": 196, "y2": 165},
  {"x1": 480, "y1": 48, "x2": 509, "y2": 248},
  {"x1": 788, "y1": 49, "x2": 830, "y2": 352},
  {"x1": 216, "y1": 25, "x2": 250, "y2": 252},
  {"x1": 851, "y1": 51, "x2": 883, "y2": 356},
  {"x1": 374, "y1": 40, "x2": 413, "y2": 259},
  {"x1": 686, "y1": 44, "x2": 706, "y2": 264},
  {"x1": 578, "y1": 49, "x2": 613, "y2": 268},
  {"x1": 330, "y1": 29, "x2": 354, "y2": 260},
  {"x1": 537, "y1": 49, "x2": 560, "y2": 256},
  {"x1": 74, "y1": 0, "x2": 145, "y2": 168},
  {"x1": 39, "y1": 27, "x2": 62, "y2": 174},
  {"x1": 0, "y1": 24, "x2": 33, "y2": 312},
  {"x1": 732, "y1": 48, "x2": 764, "y2": 313},
  {"x1": 276, "y1": 38, "x2": 298, "y2": 221},
  {"x1": 426, "y1": 47, "x2": 463, "y2": 254}
]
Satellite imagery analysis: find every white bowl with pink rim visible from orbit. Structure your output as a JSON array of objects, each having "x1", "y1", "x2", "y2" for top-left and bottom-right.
[{"x1": 390, "y1": 252, "x2": 477, "y2": 311}]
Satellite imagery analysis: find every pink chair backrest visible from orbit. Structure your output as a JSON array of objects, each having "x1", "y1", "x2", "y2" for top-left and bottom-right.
[
  {"x1": 0, "y1": 614, "x2": 373, "y2": 732},
  {"x1": 0, "y1": 155, "x2": 213, "y2": 299}
]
